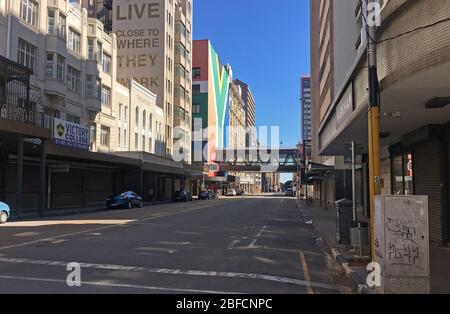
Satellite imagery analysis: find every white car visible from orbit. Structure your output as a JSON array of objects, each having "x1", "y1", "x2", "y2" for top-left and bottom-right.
[{"x1": 226, "y1": 189, "x2": 237, "y2": 197}]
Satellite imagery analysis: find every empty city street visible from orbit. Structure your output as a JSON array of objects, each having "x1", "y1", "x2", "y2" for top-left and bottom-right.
[{"x1": 0, "y1": 197, "x2": 351, "y2": 294}]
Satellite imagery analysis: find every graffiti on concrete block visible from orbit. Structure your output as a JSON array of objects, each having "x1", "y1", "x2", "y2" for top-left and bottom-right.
[{"x1": 386, "y1": 217, "x2": 422, "y2": 270}]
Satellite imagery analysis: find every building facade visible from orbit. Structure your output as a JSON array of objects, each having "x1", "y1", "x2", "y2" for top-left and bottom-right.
[
  {"x1": 0, "y1": 0, "x2": 193, "y2": 215},
  {"x1": 310, "y1": 0, "x2": 357, "y2": 208},
  {"x1": 192, "y1": 39, "x2": 231, "y2": 167},
  {"x1": 110, "y1": 0, "x2": 193, "y2": 161},
  {"x1": 233, "y1": 78, "x2": 261, "y2": 193},
  {"x1": 301, "y1": 76, "x2": 312, "y2": 159},
  {"x1": 311, "y1": 0, "x2": 450, "y2": 247}
]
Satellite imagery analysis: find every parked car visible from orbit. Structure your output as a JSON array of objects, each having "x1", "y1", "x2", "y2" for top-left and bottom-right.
[
  {"x1": 0, "y1": 202, "x2": 11, "y2": 224},
  {"x1": 226, "y1": 189, "x2": 237, "y2": 197},
  {"x1": 285, "y1": 188, "x2": 294, "y2": 197},
  {"x1": 107, "y1": 191, "x2": 144, "y2": 209},
  {"x1": 236, "y1": 189, "x2": 245, "y2": 196},
  {"x1": 198, "y1": 190, "x2": 211, "y2": 200},
  {"x1": 174, "y1": 190, "x2": 193, "y2": 202}
]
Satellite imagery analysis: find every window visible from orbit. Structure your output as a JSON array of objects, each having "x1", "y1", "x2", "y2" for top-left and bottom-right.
[
  {"x1": 97, "y1": 42, "x2": 103, "y2": 63},
  {"x1": 68, "y1": 29, "x2": 81, "y2": 54},
  {"x1": 142, "y1": 110, "x2": 146, "y2": 129},
  {"x1": 88, "y1": 39, "x2": 95, "y2": 60},
  {"x1": 193, "y1": 103, "x2": 201, "y2": 114},
  {"x1": 118, "y1": 128, "x2": 121, "y2": 147},
  {"x1": 17, "y1": 39, "x2": 36, "y2": 72},
  {"x1": 20, "y1": 0, "x2": 38, "y2": 27},
  {"x1": 58, "y1": 14, "x2": 67, "y2": 39},
  {"x1": 48, "y1": 10, "x2": 55, "y2": 34},
  {"x1": 135, "y1": 133, "x2": 139, "y2": 150},
  {"x1": 124, "y1": 129, "x2": 127, "y2": 147},
  {"x1": 391, "y1": 149, "x2": 414, "y2": 196},
  {"x1": 66, "y1": 114, "x2": 80, "y2": 125},
  {"x1": 100, "y1": 125, "x2": 110, "y2": 147},
  {"x1": 124, "y1": 106, "x2": 128, "y2": 123},
  {"x1": 67, "y1": 66, "x2": 80, "y2": 92},
  {"x1": 56, "y1": 55, "x2": 65, "y2": 80},
  {"x1": 135, "y1": 107, "x2": 139, "y2": 125},
  {"x1": 119, "y1": 104, "x2": 122, "y2": 120},
  {"x1": 101, "y1": 86, "x2": 111, "y2": 107},
  {"x1": 142, "y1": 135, "x2": 146, "y2": 151},
  {"x1": 149, "y1": 113, "x2": 153, "y2": 132},
  {"x1": 46, "y1": 53, "x2": 54, "y2": 77},
  {"x1": 87, "y1": 75, "x2": 101, "y2": 98},
  {"x1": 86, "y1": 74, "x2": 94, "y2": 96},
  {"x1": 192, "y1": 84, "x2": 200, "y2": 95},
  {"x1": 193, "y1": 67, "x2": 201, "y2": 79},
  {"x1": 102, "y1": 52, "x2": 111, "y2": 74}
]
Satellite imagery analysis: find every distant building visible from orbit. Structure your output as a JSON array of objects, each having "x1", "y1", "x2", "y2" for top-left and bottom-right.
[
  {"x1": 191, "y1": 40, "x2": 232, "y2": 167},
  {"x1": 301, "y1": 76, "x2": 312, "y2": 159}
]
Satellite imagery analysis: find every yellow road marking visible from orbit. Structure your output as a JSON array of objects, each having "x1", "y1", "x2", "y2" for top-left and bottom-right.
[{"x1": 300, "y1": 251, "x2": 314, "y2": 294}]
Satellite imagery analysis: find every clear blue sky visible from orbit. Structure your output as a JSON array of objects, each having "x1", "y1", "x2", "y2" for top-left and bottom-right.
[{"x1": 193, "y1": 0, "x2": 310, "y2": 183}]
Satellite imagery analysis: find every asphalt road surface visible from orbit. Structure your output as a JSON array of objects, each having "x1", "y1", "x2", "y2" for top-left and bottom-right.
[{"x1": 0, "y1": 196, "x2": 352, "y2": 294}]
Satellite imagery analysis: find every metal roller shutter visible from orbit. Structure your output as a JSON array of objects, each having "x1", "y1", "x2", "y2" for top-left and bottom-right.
[{"x1": 414, "y1": 140, "x2": 443, "y2": 245}]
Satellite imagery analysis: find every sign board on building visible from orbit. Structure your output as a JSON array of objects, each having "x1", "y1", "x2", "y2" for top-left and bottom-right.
[
  {"x1": 113, "y1": 0, "x2": 164, "y2": 109},
  {"x1": 336, "y1": 82, "x2": 354, "y2": 128},
  {"x1": 204, "y1": 163, "x2": 220, "y2": 173},
  {"x1": 374, "y1": 195, "x2": 430, "y2": 294},
  {"x1": 53, "y1": 118, "x2": 90, "y2": 150}
]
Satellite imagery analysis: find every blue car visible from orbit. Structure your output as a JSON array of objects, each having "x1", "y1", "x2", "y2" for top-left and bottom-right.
[
  {"x1": 106, "y1": 191, "x2": 144, "y2": 209},
  {"x1": 0, "y1": 202, "x2": 11, "y2": 224}
]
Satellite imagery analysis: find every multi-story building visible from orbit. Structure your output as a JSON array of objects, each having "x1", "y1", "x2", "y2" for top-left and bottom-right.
[
  {"x1": 108, "y1": 0, "x2": 193, "y2": 161},
  {"x1": 311, "y1": 0, "x2": 450, "y2": 248},
  {"x1": 234, "y1": 79, "x2": 256, "y2": 147},
  {"x1": 262, "y1": 172, "x2": 280, "y2": 193},
  {"x1": 228, "y1": 81, "x2": 257, "y2": 194},
  {"x1": 301, "y1": 76, "x2": 312, "y2": 158},
  {"x1": 0, "y1": 0, "x2": 191, "y2": 215},
  {"x1": 192, "y1": 39, "x2": 232, "y2": 166},
  {"x1": 310, "y1": 0, "x2": 355, "y2": 209},
  {"x1": 234, "y1": 78, "x2": 260, "y2": 193}
]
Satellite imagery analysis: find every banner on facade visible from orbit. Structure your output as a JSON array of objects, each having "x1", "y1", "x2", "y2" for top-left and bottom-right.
[{"x1": 53, "y1": 118, "x2": 90, "y2": 150}]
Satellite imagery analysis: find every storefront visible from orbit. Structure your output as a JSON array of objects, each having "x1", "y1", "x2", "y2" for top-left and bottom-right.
[{"x1": 386, "y1": 124, "x2": 450, "y2": 246}]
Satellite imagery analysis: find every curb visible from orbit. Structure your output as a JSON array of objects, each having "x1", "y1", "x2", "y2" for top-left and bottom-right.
[
  {"x1": 9, "y1": 200, "x2": 174, "y2": 222},
  {"x1": 297, "y1": 200, "x2": 375, "y2": 294}
]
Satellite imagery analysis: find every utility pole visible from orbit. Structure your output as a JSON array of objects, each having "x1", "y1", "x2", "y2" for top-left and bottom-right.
[{"x1": 367, "y1": 1, "x2": 381, "y2": 261}]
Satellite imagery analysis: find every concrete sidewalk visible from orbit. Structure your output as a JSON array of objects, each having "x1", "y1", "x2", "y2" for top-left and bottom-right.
[
  {"x1": 297, "y1": 199, "x2": 372, "y2": 294},
  {"x1": 297, "y1": 199, "x2": 450, "y2": 294}
]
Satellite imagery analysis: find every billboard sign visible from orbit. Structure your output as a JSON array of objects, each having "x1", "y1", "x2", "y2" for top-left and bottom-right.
[
  {"x1": 113, "y1": 0, "x2": 164, "y2": 108},
  {"x1": 53, "y1": 118, "x2": 90, "y2": 150}
]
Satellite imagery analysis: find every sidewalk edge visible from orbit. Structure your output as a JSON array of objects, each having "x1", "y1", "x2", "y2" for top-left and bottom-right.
[{"x1": 297, "y1": 199, "x2": 376, "y2": 294}]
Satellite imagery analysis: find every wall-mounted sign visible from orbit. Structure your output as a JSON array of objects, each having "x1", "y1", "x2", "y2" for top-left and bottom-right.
[
  {"x1": 53, "y1": 118, "x2": 89, "y2": 150},
  {"x1": 336, "y1": 82, "x2": 354, "y2": 128},
  {"x1": 204, "y1": 163, "x2": 220, "y2": 173}
]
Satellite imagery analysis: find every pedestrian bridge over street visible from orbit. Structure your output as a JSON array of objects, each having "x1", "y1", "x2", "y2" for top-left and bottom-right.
[{"x1": 211, "y1": 148, "x2": 303, "y2": 173}]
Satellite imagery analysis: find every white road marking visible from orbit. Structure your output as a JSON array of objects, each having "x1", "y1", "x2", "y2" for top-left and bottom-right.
[
  {"x1": 233, "y1": 245, "x2": 323, "y2": 256},
  {"x1": 13, "y1": 232, "x2": 42, "y2": 237},
  {"x1": 248, "y1": 225, "x2": 266, "y2": 248},
  {"x1": 0, "y1": 257, "x2": 342, "y2": 291},
  {"x1": 157, "y1": 241, "x2": 190, "y2": 246},
  {"x1": 0, "y1": 274, "x2": 244, "y2": 294},
  {"x1": 174, "y1": 231, "x2": 203, "y2": 236},
  {"x1": 227, "y1": 239, "x2": 241, "y2": 250},
  {"x1": 135, "y1": 247, "x2": 177, "y2": 254}
]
